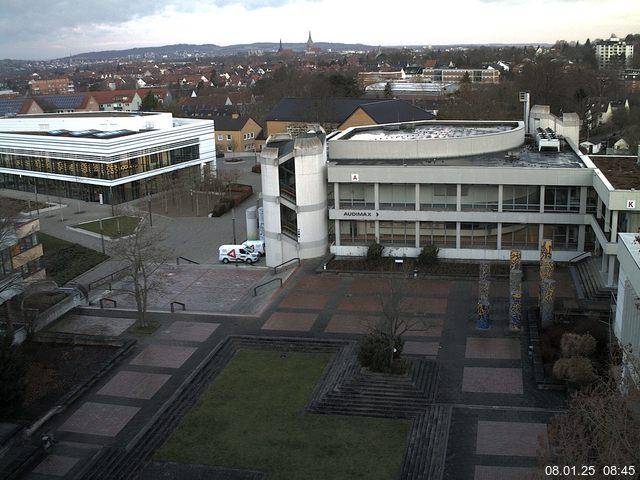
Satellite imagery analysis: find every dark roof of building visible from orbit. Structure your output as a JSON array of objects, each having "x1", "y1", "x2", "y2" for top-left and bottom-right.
[
  {"x1": 0, "y1": 98, "x2": 27, "y2": 116},
  {"x1": 355, "y1": 100, "x2": 436, "y2": 124},
  {"x1": 212, "y1": 115, "x2": 255, "y2": 131},
  {"x1": 590, "y1": 156, "x2": 640, "y2": 190},
  {"x1": 32, "y1": 95, "x2": 89, "y2": 111},
  {"x1": 265, "y1": 97, "x2": 384, "y2": 123},
  {"x1": 265, "y1": 97, "x2": 434, "y2": 124}
]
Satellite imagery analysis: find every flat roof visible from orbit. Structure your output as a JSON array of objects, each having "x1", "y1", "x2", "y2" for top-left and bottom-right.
[
  {"x1": 330, "y1": 142, "x2": 586, "y2": 168},
  {"x1": 590, "y1": 156, "x2": 640, "y2": 190},
  {"x1": 14, "y1": 112, "x2": 156, "y2": 119},
  {"x1": 345, "y1": 122, "x2": 516, "y2": 141}
]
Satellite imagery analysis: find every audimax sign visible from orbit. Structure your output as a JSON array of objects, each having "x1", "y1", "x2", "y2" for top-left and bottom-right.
[{"x1": 342, "y1": 211, "x2": 379, "y2": 217}]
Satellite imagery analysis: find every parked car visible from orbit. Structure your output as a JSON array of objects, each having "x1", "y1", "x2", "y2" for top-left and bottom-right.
[
  {"x1": 242, "y1": 240, "x2": 265, "y2": 257},
  {"x1": 218, "y1": 245, "x2": 260, "y2": 265}
]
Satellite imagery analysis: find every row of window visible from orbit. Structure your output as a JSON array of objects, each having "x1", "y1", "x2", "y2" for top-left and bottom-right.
[
  {"x1": 338, "y1": 221, "x2": 578, "y2": 250},
  {"x1": 0, "y1": 145, "x2": 200, "y2": 181},
  {"x1": 10, "y1": 233, "x2": 39, "y2": 256},
  {"x1": 216, "y1": 132, "x2": 256, "y2": 142},
  {"x1": 337, "y1": 184, "x2": 582, "y2": 212}
]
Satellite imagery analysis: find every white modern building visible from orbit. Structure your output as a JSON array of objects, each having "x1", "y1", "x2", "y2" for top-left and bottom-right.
[
  {"x1": 614, "y1": 233, "x2": 640, "y2": 390},
  {"x1": 260, "y1": 105, "x2": 640, "y2": 286},
  {"x1": 0, "y1": 111, "x2": 215, "y2": 203},
  {"x1": 595, "y1": 34, "x2": 635, "y2": 70}
]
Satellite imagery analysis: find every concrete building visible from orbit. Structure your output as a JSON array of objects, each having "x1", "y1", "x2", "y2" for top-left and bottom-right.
[
  {"x1": 260, "y1": 132, "x2": 328, "y2": 266},
  {"x1": 595, "y1": 34, "x2": 635, "y2": 70},
  {"x1": 614, "y1": 233, "x2": 640, "y2": 390},
  {"x1": 0, "y1": 111, "x2": 215, "y2": 204}
]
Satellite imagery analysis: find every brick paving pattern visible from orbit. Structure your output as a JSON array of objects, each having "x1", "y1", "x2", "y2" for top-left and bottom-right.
[
  {"x1": 462, "y1": 367, "x2": 524, "y2": 394},
  {"x1": 97, "y1": 371, "x2": 171, "y2": 400},
  {"x1": 58, "y1": 402, "x2": 140, "y2": 437}
]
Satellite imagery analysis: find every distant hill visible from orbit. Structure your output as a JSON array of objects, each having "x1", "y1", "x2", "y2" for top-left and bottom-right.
[{"x1": 65, "y1": 42, "x2": 379, "y2": 61}]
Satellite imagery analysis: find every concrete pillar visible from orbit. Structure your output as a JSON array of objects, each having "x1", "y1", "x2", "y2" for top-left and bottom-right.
[
  {"x1": 333, "y1": 183, "x2": 340, "y2": 208},
  {"x1": 602, "y1": 252, "x2": 608, "y2": 273},
  {"x1": 497, "y1": 223, "x2": 502, "y2": 250},
  {"x1": 579, "y1": 186, "x2": 587, "y2": 214},
  {"x1": 456, "y1": 184, "x2": 462, "y2": 211},
  {"x1": 578, "y1": 224, "x2": 586, "y2": 251},
  {"x1": 415, "y1": 184, "x2": 420, "y2": 211},
  {"x1": 608, "y1": 255, "x2": 616, "y2": 287},
  {"x1": 456, "y1": 222, "x2": 461, "y2": 249},
  {"x1": 611, "y1": 210, "x2": 619, "y2": 243},
  {"x1": 498, "y1": 185, "x2": 503, "y2": 213},
  {"x1": 540, "y1": 278, "x2": 556, "y2": 328},
  {"x1": 375, "y1": 220, "x2": 380, "y2": 243},
  {"x1": 374, "y1": 183, "x2": 379, "y2": 210},
  {"x1": 335, "y1": 220, "x2": 341, "y2": 246},
  {"x1": 415, "y1": 221, "x2": 420, "y2": 248},
  {"x1": 539, "y1": 186, "x2": 545, "y2": 213},
  {"x1": 597, "y1": 196, "x2": 603, "y2": 219}
]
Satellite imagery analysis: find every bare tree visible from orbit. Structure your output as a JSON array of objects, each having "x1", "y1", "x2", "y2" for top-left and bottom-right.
[
  {"x1": 109, "y1": 217, "x2": 171, "y2": 328},
  {"x1": 0, "y1": 202, "x2": 26, "y2": 348},
  {"x1": 361, "y1": 274, "x2": 433, "y2": 373},
  {"x1": 536, "y1": 349, "x2": 640, "y2": 479}
]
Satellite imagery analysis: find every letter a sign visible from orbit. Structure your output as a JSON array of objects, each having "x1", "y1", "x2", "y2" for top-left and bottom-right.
[{"x1": 351, "y1": 173, "x2": 359, "y2": 182}]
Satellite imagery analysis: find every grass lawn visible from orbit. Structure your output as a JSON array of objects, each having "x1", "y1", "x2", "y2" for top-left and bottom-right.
[
  {"x1": 156, "y1": 350, "x2": 410, "y2": 480},
  {"x1": 75, "y1": 215, "x2": 140, "y2": 238},
  {"x1": 40, "y1": 233, "x2": 108, "y2": 285}
]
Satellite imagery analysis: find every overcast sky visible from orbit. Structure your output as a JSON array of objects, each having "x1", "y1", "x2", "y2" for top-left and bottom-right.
[{"x1": 1, "y1": 0, "x2": 638, "y2": 60}]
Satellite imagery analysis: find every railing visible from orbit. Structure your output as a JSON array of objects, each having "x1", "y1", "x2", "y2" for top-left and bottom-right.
[
  {"x1": 273, "y1": 257, "x2": 300, "y2": 274},
  {"x1": 170, "y1": 301, "x2": 186, "y2": 312},
  {"x1": 569, "y1": 251, "x2": 592, "y2": 263},
  {"x1": 99, "y1": 298, "x2": 117, "y2": 308},
  {"x1": 253, "y1": 278, "x2": 283, "y2": 296},
  {"x1": 89, "y1": 267, "x2": 129, "y2": 291},
  {"x1": 176, "y1": 256, "x2": 199, "y2": 265}
]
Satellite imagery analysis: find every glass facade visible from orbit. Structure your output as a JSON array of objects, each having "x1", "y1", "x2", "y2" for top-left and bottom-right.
[
  {"x1": 0, "y1": 144, "x2": 199, "y2": 181},
  {"x1": 379, "y1": 184, "x2": 415, "y2": 210},
  {"x1": 544, "y1": 186, "x2": 580, "y2": 212},
  {"x1": 421, "y1": 184, "x2": 457, "y2": 210}
]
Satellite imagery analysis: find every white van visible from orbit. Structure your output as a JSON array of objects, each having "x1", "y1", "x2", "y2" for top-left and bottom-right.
[
  {"x1": 219, "y1": 245, "x2": 260, "y2": 265},
  {"x1": 242, "y1": 240, "x2": 265, "y2": 257}
]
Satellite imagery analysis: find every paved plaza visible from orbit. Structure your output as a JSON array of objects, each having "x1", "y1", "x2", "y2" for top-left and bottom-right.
[
  {"x1": 0, "y1": 180, "x2": 579, "y2": 480},
  {"x1": 13, "y1": 260, "x2": 575, "y2": 479}
]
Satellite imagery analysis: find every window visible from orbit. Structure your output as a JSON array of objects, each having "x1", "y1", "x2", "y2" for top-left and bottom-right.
[
  {"x1": 226, "y1": 134, "x2": 232, "y2": 141},
  {"x1": 379, "y1": 221, "x2": 415, "y2": 246},
  {"x1": 503, "y1": 186, "x2": 540, "y2": 211},
  {"x1": 544, "y1": 225, "x2": 578, "y2": 250},
  {"x1": 339, "y1": 184, "x2": 374, "y2": 209},
  {"x1": 544, "y1": 186, "x2": 580, "y2": 212},
  {"x1": 420, "y1": 221, "x2": 456, "y2": 247},
  {"x1": 217, "y1": 134, "x2": 223, "y2": 141},
  {"x1": 379, "y1": 184, "x2": 415, "y2": 210},
  {"x1": 501, "y1": 224, "x2": 539, "y2": 249},
  {"x1": 460, "y1": 223, "x2": 498, "y2": 249},
  {"x1": 461, "y1": 185, "x2": 499, "y2": 211},
  {"x1": 226, "y1": 145, "x2": 233, "y2": 152},
  {"x1": 340, "y1": 220, "x2": 375, "y2": 245},
  {"x1": 422, "y1": 184, "x2": 456, "y2": 210}
]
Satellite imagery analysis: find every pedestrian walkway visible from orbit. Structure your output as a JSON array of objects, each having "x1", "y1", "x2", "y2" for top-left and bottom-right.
[{"x1": 7, "y1": 260, "x2": 576, "y2": 480}]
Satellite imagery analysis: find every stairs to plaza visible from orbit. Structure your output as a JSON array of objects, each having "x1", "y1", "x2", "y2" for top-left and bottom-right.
[
  {"x1": 400, "y1": 405, "x2": 452, "y2": 480},
  {"x1": 571, "y1": 257, "x2": 615, "y2": 303},
  {"x1": 307, "y1": 351, "x2": 439, "y2": 418}
]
